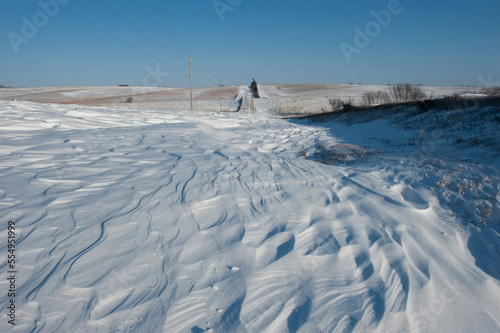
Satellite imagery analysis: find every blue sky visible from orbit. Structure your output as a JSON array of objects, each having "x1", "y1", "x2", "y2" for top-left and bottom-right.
[{"x1": 1, "y1": 0, "x2": 499, "y2": 87}]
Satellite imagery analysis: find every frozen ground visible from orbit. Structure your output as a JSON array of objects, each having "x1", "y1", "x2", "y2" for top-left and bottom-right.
[{"x1": 0, "y1": 85, "x2": 499, "y2": 332}]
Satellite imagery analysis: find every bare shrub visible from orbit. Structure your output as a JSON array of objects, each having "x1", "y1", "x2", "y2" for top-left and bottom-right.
[
  {"x1": 480, "y1": 86, "x2": 500, "y2": 96},
  {"x1": 324, "y1": 97, "x2": 355, "y2": 112},
  {"x1": 389, "y1": 83, "x2": 427, "y2": 102},
  {"x1": 343, "y1": 100, "x2": 355, "y2": 111},
  {"x1": 431, "y1": 93, "x2": 465, "y2": 110},
  {"x1": 361, "y1": 91, "x2": 390, "y2": 106},
  {"x1": 479, "y1": 203, "x2": 493, "y2": 225},
  {"x1": 361, "y1": 92, "x2": 376, "y2": 106},
  {"x1": 125, "y1": 97, "x2": 134, "y2": 103},
  {"x1": 328, "y1": 98, "x2": 344, "y2": 111}
]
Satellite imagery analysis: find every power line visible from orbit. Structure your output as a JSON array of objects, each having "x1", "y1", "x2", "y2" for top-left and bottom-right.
[
  {"x1": 95, "y1": 0, "x2": 220, "y2": 86},
  {"x1": 55, "y1": 3, "x2": 189, "y2": 77},
  {"x1": 58, "y1": 1, "x2": 221, "y2": 87},
  {"x1": 193, "y1": 69, "x2": 219, "y2": 87},
  {"x1": 192, "y1": 61, "x2": 221, "y2": 87},
  {"x1": 92, "y1": 0, "x2": 186, "y2": 65},
  {"x1": 125, "y1": 0, "x2": 220, "y2": 86},
  {"x1": 126, "y1": 0, "x2": 190, "y2": 56}
]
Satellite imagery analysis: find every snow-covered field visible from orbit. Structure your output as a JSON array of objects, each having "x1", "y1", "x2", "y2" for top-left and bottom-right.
[
  {"x1": 0, "y1": 86, "x2": 240, "y2": 112},
  {"x1": 0, "y1": 85, "x2": 499, "y2": 332},
  {"x1": 0, "y1": 84, "x2": 477, "y2": 114}
]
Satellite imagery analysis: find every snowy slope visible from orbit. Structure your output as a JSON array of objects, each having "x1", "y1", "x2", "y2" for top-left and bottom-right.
[{"x1": 0, "y1": 98, "x2": 499, "y2": 333}]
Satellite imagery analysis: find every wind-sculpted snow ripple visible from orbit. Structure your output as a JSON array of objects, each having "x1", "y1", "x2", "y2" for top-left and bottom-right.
[{"x1": 0, "y1": 101, "x2": 499, "y2": 332}]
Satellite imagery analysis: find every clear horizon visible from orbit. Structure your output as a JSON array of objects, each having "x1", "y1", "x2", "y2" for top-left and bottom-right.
[{"x1": 1, "y1": 0, "x2": 500, "y2": 88}]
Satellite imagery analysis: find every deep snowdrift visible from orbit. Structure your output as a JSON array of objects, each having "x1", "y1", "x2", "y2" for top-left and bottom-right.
[{"x1": 0, "y1": 98, "x2": 499, "y2": 332}]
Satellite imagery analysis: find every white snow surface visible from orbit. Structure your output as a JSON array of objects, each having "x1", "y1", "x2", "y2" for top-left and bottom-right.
[{"x1": 0, "y1": 89, "x2": 499, "y2": 333}]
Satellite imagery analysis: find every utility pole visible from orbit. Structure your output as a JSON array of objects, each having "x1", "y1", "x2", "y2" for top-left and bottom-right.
[
  {"x1": 219, "y1": 81, "x2": 222, "y2": 112},
  {"x1": 189, "y1": 55, "x2": 193, "y2": 110}
]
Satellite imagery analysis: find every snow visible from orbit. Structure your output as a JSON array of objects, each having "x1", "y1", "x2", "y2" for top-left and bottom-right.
[
  {"x1": 0, "y1": 86, "x2": 240, "y2": 112},
  {"x1": 0, "y1": 85, "x2": 499, "y2": 332}
]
